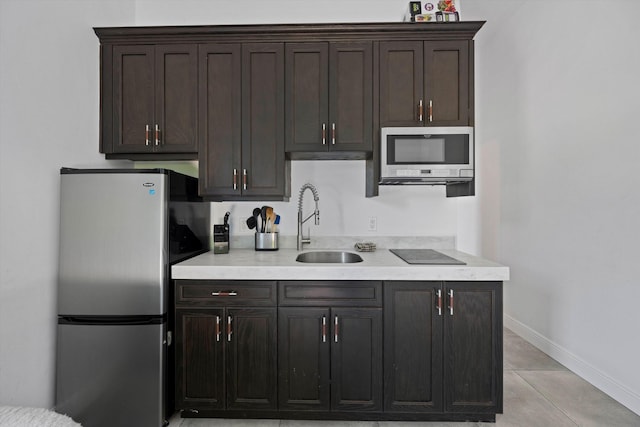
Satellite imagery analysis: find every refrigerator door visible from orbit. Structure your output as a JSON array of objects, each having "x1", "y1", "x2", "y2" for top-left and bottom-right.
[
  {"x1": 55, "y1": 321, "x2": 166, "y2": 427},
  {"x1": 58, "y1": 171, "x2": 167, "y2": 316}
]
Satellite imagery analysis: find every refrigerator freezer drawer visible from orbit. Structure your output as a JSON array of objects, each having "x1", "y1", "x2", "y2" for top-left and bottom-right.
[{"x1": 55, "y1": 322, "x2": 166, "y2": 427}]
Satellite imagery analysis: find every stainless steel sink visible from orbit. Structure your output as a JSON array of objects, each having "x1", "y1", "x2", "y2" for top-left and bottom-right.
[{"x1": 296, "y1": 251, "x2": 363, "y2": 264}]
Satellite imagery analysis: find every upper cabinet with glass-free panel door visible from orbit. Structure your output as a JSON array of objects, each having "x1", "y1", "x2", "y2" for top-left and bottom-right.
[
  {"x1": 379, "y1": 40, "x2": 471, "y2": 127},
  {"x1": 198, "y1": 43, "x2": 288, "y2": 201},
  {"x1": 105, "y1": 44, "x2": 198, "y2": 158},
  {"x1": 285, "y1": 42, "x2": 373, "y2": 158}
]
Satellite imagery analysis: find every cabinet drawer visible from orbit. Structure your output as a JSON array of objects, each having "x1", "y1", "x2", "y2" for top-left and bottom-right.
[
  {"x1": 279, "y1": 281, "x2": 382, "y2": 307},
  {"x1": 175, "y1": 280, "x2": 277, "y2": 306}
]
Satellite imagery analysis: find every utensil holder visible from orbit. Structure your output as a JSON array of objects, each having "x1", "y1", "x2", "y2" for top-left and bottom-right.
[{"x1": 255, "y1": 232, "x2": 278, "y2": 251}]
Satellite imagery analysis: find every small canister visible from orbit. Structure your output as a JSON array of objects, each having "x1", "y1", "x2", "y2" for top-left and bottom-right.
[{"x1": 255, "y1": 232, "x2": 278, "y2": 251}]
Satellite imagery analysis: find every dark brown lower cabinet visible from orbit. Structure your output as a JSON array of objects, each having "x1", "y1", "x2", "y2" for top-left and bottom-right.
[
  {"x1": 175, "y1": 279, "x2": 501, "y2": 421},
  {"x1": 176, "y1": 308, "x2": 224, "y2": 411},
  {"x1": 278, "y1": 308, "x2": 329, "y2": 411},
  {"x1": 444, "y1": 282, "x2": 503, "y2": 414},
  {"x1": 278, "y1": 307, "x2": 383, "y2": 412},
  {"x1": 384, "y1": 281, "x2": 503, "y2": 416},
  {"x1": 175, "y1": 307, "x2": 277, "y2": 412},
  {"x1": 384, "y1": 282, "x2": 443, "y2": 412}
]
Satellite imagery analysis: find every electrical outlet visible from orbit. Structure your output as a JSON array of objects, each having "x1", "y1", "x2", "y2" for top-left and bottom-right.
[
  {"x1": 237, "y1": 216, "x2": 249, "y2": 232},
  {"x1": 368, "y1": 216, "x2": 377, "y2": 232}
]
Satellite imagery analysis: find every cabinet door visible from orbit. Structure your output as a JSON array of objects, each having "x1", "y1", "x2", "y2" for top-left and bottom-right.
[
  {"x1": 379, "y1": 41, "x2": 424, "y2": 127},
  {"x1": 424, "y1": 41, "x2": 470, "y2": 126},
  {"x1": 175, "y1": 308, "x2": 224, "y2": 411},
  {"x1": 329, "y1": 42, "x2": 373, "y2": 152},
  {"x1": 198, "y1": 44, "x2": 242, "y2": 198},
  {"x1": 112, "y1": 45, "x2": 155, "y2": 153},
  {"x1": 383, "y1": 282, "x2": 443, "y2": 412},
  {"x1": 443, "y1": 282, "x2": 502, "y2": 414},
  {"x1": 331, "y1": 307, "x2": 382, "y2": 412},
  {"x1": 285, "y1": 43, "x2": 329, "y2": 152},
  {"x1": 155, "y1": 44, "x2": 198, "y2": 153},
  {"x1": 278, "y1": 307, "x2": 330, "y2": 411},
  {"x1": 241, "y1": 43, "x2": 286, "y2": 198},
  {"x1": 226, "y1": 307, "x2": 278, "y2": 411}
]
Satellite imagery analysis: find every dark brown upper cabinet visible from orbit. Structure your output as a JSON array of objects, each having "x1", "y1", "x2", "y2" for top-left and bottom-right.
[
  {"x1": 94, "y1": 23, "x2": 483, "y2": 197},
  {"x1": 198, "y1": 43, "x2": 289, "y2": 201},
  {"x1": 285, "y1": 42, "x2": 373, "y2": 159},
  {"x1": 102, "y1": 44, "x2": 198, "y2": 159},
  {"x1": 380, "y1": 40, "x2": 471, "y2": 127}
]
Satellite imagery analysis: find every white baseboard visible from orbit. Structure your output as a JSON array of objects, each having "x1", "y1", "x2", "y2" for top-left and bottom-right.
[{"x1": 504, "y1": 314, "x2": 640, "y2": 416}]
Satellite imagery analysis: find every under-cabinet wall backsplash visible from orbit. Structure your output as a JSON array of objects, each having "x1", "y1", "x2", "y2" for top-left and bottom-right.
[{"x1": 212, "y1": 160, "x2": 460, "y2": 239}]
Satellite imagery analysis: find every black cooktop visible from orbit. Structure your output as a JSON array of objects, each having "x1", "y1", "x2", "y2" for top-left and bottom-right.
[{"x1": 389, "y1": 249, "x2": 466, "y2": 265}]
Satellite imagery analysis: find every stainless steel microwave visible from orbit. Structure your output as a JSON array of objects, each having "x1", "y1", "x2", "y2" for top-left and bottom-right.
[{"x1": 380, "y1": 127, "x2": 474, "y2": 185}]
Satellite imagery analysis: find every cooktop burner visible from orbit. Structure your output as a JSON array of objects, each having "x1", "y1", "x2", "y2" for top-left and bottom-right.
[{"x1": 389, "y1": 249, "x2": 466, "y2": 265}]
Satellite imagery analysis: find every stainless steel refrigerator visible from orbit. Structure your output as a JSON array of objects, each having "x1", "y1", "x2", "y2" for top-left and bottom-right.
[{"x1": 55, "y1": 168, "x2": 210, "y2": 427}]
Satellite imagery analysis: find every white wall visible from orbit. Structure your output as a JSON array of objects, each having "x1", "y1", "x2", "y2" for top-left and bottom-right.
[
  {"x1": 0, "y1": 0, "x2": 134, "y2": 407},
  {"x1": 464, "y1": 0, "x2": 640, "y2": 415}
]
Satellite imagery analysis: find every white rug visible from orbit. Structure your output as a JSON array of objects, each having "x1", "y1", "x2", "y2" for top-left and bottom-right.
[{"x1": 0, "y1": 406, "x2": 81, "y2": 427}]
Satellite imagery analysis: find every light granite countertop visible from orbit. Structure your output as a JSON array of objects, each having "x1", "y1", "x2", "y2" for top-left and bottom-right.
[{"x1": 172, "y1": 247, "x2": 510, "y2": 282}]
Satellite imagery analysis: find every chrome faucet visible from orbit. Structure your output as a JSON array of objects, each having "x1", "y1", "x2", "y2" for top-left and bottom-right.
[{"x1": 297, "y1": 183, "x2": 320, "y2": 251}]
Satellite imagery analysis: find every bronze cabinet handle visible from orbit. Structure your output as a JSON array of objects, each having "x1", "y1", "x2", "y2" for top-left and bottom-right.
[
  {"x1": 418, "y1": 100, "x2": 424, "y2": 122},
  {"x1": 322, "y1": 316, "x2": 327, "y2": 343},
  {"x1": 211, "y1": 291, "x2": 238, "y2": 296},
  {"x1": 428, "y1": 100, "x2": 433, "y2": 123}
]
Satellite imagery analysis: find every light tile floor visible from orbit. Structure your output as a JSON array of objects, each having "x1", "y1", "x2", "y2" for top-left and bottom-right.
[{"x1": 169, "y1": 328, "x2": 640, "y2": 426}]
